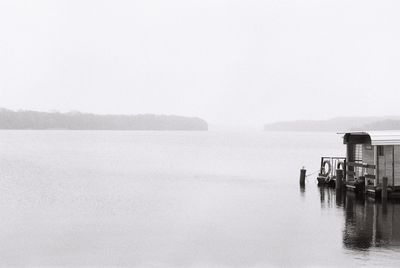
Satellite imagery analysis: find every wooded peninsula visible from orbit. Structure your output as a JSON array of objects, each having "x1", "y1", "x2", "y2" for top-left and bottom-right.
[
  {"x1": 0, "y1": 108, "x2": 208, "y2": 131},
  {"x1": 264, "y1": 117, "x2": 400, "y2": 132}
]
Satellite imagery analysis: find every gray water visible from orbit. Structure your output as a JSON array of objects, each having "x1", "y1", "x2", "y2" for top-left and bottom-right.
[{"x1": 0, "y1": 131, "x2": 399, "y2": 267}]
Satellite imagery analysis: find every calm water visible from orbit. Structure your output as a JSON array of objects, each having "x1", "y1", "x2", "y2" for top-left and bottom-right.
[{"x1": 0, "y1": 130, "x2": 400, "y2": 267}]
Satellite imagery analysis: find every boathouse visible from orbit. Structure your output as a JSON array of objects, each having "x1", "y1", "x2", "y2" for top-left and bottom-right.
[{"x1": 342, "y1": 131, "x2": 400, "y2": 196}]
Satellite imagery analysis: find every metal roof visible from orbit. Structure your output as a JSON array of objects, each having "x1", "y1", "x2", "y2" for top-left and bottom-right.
[{"x1": 340, "y1": 131, "x2": 400, "y2": 146}]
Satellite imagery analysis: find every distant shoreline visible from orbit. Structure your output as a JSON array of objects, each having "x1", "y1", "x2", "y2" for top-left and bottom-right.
[
  {"x1": 0, "y1": 129, "x2": 208, "y2": 131},
  {"x1": 0, "y1": 108, "x2": 208, "y2": 131},
  {"x1": 264, "y1": 116, "x2": 400, "y2": 132}
]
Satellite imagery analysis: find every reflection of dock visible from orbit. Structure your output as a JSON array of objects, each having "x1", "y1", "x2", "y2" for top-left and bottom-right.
[
  {"x1": 343, "y1": 194, "x2": 400, "y2": 249},
  {"x1": 318, "y1": 187, "x2": 400, "y2": 250}
]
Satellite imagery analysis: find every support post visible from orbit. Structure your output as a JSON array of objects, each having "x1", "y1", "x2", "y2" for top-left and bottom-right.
[
  {"x1": 336, "y1": 169, "x2": 344, "y2": 190},
  {"x1": 382, "y1": 176, "x2": 388, "y2": 200},
  {"x1": 346, "y1": 143, "x2": 354, "y2": 182},
  {"x1": 374, "y1": 146, "x2": 378, "y2": 187},
  {"x1": 300, "y1": 168, "x2": 306, "y2": 186}
]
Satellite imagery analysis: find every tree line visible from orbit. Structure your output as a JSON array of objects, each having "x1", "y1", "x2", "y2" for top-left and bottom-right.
[{"x1": 0, "y1": 108, "x2": 208, "y2": 130}]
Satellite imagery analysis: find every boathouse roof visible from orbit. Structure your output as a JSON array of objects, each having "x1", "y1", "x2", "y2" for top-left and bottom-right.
[{"x1": 341, "y1": 131, "x2": 400, "y2": 146}]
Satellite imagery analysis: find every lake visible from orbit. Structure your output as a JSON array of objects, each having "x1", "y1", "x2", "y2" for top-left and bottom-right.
[{"x1": 0, "y1": 130, "x2": 399, "y2": 266}]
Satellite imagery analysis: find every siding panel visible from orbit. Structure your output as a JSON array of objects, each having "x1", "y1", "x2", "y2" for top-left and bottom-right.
[
  {"x1": 363, "y1": 144, "x2": 375, "y2": 176},
  {"x1": 395, "y1": 146, "x2": 400, "y2": 186},
  {"x1": 385, "y1": 145, "x2": 394, "y2": 186}
]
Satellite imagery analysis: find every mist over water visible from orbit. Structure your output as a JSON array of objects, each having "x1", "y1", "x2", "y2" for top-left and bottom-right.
[
  {"x1": 0, "y1": 130, "x2": 399, "y2": 266},
  {"x1": 2, "y1": 0, "x2": 400, "y2": 265},
  {"x1": 2, "y1": 1, "x2": 400, "y2": 125}
]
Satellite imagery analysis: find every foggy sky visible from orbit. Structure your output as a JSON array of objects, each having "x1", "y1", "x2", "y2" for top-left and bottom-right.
[{"x1": 1, "y1": 0, "x2": 399, "y2": 127}]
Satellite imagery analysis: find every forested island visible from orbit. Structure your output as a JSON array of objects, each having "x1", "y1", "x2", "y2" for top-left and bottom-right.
[
  {"x1": 264, "y1": 116, "x2": 400, "y2": 132},
  {"x1": 0, "y1": 108, "x2": 208, "y2": 131}
]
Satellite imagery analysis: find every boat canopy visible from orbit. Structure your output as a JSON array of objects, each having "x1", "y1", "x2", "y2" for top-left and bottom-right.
[{"x1": 341, "y1": 131, "x2": 400, "y2": 146}]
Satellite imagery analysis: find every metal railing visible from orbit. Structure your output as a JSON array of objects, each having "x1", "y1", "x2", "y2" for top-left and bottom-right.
[
  {"x1": 320, "y1": 157, "x2": 347, "y2": 178},
  {"x1": 346, "y1": 160, "x2": 376, "y2": 181}
]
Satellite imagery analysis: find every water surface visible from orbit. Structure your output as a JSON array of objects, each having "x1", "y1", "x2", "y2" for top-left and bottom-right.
[{"x1": 0, "y1": 131, "x2": 399, "y2": 266}]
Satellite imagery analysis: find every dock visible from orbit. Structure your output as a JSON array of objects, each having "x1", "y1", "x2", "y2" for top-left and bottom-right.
[{"x1": 314, "y1": 131, "x2": 400, "y2": 200}]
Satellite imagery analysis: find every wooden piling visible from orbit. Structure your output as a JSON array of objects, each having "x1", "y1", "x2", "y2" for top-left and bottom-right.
[
  {"x1": 336, "y1": 169, "x2": 344, "y2": 190},
  {"x1": 300, "y1": 168, "x2": 306, "y2": 186},
  {"x1": 382, "y1": 176, "x2": 388, "y2": 200}
]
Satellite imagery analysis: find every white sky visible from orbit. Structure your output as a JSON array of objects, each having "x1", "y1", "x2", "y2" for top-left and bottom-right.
[{"x1": 1, "y1": 0, "x2": 399, "y2": 126}]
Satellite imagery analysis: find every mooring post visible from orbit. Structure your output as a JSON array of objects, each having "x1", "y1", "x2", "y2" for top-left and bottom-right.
[
  {"x1": 336, "y1": 169, "x2": 343, "y2": 190},
  {"x1": 382, "y1": 176, "x2": 388, "y2": 200},
  {"x1": 300, "y1": 168, "x2": 306, "y2": 186}
]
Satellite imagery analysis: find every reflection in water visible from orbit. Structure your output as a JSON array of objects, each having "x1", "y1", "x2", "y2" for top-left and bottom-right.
[
  {"x1": 299, "y1": 185, "x2": 306, "y2": 199},
  {"x1": 343, "y1": 194, "x2": 400, "y2": 250},
  {"x1": 318, "y1": 186, "x2": 336, "y2": 209},
  {"x1": 318, "y1": 187, "x2": 400, "y2": 251}
]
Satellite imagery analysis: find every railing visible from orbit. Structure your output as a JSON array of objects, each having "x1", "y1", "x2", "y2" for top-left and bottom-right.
[
  {"x1": 320, "y1": 156, "x2": 347, "y2": 178},
  {"x1": 346, "y1": 161, "x2": 376, "y2": 182},
  {"x1": 319, "y1": 157, "x2": 377, "y2": 184},
  {"x1": 347, "y1": 162, "x2": 376, "y2": 169}
]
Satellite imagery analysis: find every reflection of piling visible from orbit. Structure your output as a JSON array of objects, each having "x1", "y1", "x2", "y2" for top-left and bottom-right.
[
  {"x1": 364, "y1": 177, "x2": 368, "y2": 194},
  {"x1": 382, "y1": 177, "x2": 388, "y2": 200},
  {"x1": 300, "y1": 185, "x2": 305, "y2": 197},
  {"x1": 336, "y1": 187, "x2": 344, "y2": 207},
  {"x1": 300, "y1": 168, "x2": 306, "y2": 186},
  {"x1": 336, "y1": 169, "x2": 344, "y2": 190},
  {"x1": 382, "y1": 199, "x2": 388, "y2": 215}
]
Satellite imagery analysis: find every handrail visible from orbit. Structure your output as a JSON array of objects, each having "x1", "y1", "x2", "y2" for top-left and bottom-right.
[
  {"x1": 347, "y1": 162, "x2": 376, "y2": 169},
  {"x1": 320, "y1": 156, "x2": 347, "y2": 160},
  {"x1": 364, "y1": 174, "x2": 376, "y2": 179},
  {"x1": 320, "y1": 156, "x2": 346, "y2": 178}
]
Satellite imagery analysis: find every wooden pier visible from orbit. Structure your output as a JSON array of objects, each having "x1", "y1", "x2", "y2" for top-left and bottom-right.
[{"x1": 315, "y1": 131, "x2": 400, "y2": 200}]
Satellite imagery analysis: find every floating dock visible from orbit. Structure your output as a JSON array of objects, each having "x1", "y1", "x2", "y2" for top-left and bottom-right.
[{"x1": 314, "y1": 131, "x2": 400, "y2": 200}]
